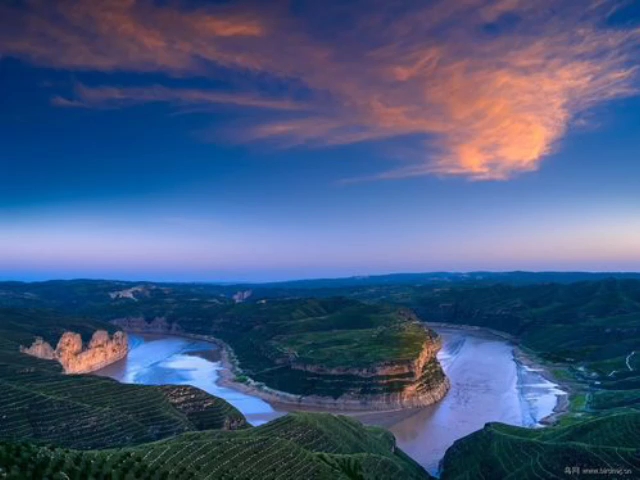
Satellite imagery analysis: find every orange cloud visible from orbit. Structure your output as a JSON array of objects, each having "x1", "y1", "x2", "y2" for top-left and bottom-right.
[
  {"x1": 1, "y1": 0, "x2": 639, "y2": 180},
  {"x1": 0, "y1": 0, "x2": 267, "y2": 73}
]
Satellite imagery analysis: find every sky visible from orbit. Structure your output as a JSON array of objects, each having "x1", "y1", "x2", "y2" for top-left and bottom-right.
[{"x1": 1, "y1": 0, "x2": 640, "y2": 282}]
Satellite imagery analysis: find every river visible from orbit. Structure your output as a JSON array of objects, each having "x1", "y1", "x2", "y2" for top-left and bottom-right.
[{"x1": 95, "y1": 327, "x2": 566, "y2": 476}]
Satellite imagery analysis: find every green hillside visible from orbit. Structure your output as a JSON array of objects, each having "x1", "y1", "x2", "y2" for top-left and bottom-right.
[
  {"x1": 200, "y1": 299, "x2": 445, "y2": 399},
  {"x1": 0, "y1": 413, "x2": 430, "y2": 480},
  {"x1": 0, "y1": 283, "x2": 446, "y2": 401},
  {"x1": 0, "y1": 307, "x2": 432, "y2": 479},
  {"x1": 441, "y1": 413, "x2": 640, "y2": 479},
  {"x1": 407, "y1": 280, "x2": 640, "y2": 364},
  {"x1": 3, "y1": 279, "x2": 640, "y2": 479},
  {"x1": 0, "y1": 309, "x2": 248, "y2": 449},
  {"x1": 401, "y1": 280, "x2": 640, "y2": 478}
]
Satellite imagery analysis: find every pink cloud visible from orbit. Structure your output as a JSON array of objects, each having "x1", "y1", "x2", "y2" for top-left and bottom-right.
[{"x1": 1, "y1": 0, "x2": 638, "y2": 180}]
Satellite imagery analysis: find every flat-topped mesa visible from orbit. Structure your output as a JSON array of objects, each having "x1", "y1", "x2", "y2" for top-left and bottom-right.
[
  {"x1": 261, "y1": 331, "x2": 450, "y2": 411},
  {"x1": 290, "y1": 336, "x2": 443, "y2": 377},
  {"x1": 21, "y1": 330, "x2": 128, "y2": 374}
]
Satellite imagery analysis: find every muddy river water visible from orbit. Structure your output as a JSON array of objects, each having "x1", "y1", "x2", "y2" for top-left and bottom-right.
[{"x1": 96, "y1": 326, "x2": 566, "y2": 475}]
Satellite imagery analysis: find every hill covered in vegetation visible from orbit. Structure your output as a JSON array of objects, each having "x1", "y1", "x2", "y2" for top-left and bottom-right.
[
  {"x1": 2, "y1": 278, "x2": 640, "y2": 478},
  {"x1": 0, "y1": 309, "x2": 248, "y2": 449},
  {"x1": 0, "y1": 413, "x2": 430, "y2": 480},
  {"x1": 0, "y1": 282, "x2": 450, "y2": 410},
  {"x1": 441, "y1": 413, "x2": 640, "y2": 479},
  {"x1": 407, "y1": 280, "x2": 640, "y2": 392},
  {"x1": 398, "y1": 279, "x2": 640, "y2": 478},
  {"x1": 0, "y1": 308, "x2": 433, "y2": 479}
]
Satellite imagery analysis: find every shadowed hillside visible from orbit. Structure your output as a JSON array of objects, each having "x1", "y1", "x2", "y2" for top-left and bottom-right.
[
  {"x1": 0, "y1": 307, "x2": 432, "y2": 479},
  {"x1": 2, "y1": 279, "x2": 640, "y2": 478},
  {"x1": 0, "y1": 284, "x2": 451, "y2": 410},
  {"x1": 1, "y1": 413, "x2": 430, "y2": 480},
  {"x1": 441, "y1": 414, "x2": 640, "y2": 479}
]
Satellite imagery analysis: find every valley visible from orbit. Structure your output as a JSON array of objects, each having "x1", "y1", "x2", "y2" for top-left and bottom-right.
[
  {"x1": 1, "y1": 277, "x2": 639, "y2": 478},
  {"x1": 94, "y1": 327, "x2": 566, "y2": 475}
]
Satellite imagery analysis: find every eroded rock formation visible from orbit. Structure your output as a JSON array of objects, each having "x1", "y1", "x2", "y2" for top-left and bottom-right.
[
  {"x1": 21, "y1": 330, "x2": 129, "y2": 374},
  {"x1": 236, "y1": 337, "x2": 451, "y2": 411},
  {"x1": 20, "y1": 336, "x2": 56, "y2": 360}
]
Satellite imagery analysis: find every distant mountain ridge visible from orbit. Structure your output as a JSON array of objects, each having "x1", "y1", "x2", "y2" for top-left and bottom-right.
[
  {"x1": 4, "y1": 271, "x2": 640, "y2": 291},
  {"x1": 255, "y1": 271, "x2": 640, "y2": 288}
]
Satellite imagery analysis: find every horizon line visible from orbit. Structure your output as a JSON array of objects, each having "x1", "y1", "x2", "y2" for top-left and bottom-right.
[{"x1": 3, "y1": 270, "x2": 640, "y2": 287}]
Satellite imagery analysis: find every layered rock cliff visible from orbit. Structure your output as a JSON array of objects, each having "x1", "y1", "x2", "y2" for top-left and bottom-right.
[
  {"x1": 230, "y1": 336, "x2": 450, "y2": 411},
  {"x1": 21, "y1": 330, "x2": 129, "y2": 374}
]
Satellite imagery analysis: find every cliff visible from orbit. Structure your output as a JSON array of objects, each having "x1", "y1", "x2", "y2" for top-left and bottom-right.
[
  {"x1": 222, "y1": 336, "x2": 450, "y2": 411},
  {"x1": 21, "y1": 330, "x2": 129, "y2": 374}
]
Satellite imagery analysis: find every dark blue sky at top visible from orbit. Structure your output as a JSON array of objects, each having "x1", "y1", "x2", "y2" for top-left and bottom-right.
[{"x1": 1, "y1": 0, "x2": 640, "y2": 282}]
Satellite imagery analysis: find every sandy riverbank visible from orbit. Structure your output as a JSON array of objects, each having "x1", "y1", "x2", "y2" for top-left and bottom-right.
[{"x1": 512, "y1": 348, "x2": 571, "y2": 425}]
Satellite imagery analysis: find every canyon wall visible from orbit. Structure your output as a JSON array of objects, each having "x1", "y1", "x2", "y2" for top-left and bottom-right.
[{"x1": 21, "y1": 330, "x2": 129, "y2": 374}]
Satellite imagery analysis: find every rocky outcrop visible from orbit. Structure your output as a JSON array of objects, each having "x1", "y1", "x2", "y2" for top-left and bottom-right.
[
  {"x1": 232, "y1": 290, "x2": 252, "y2": 303},
  {"x1": 20, "y1": 337, "x2": 55, "y2": 360},
  {"x1": 21, "y1": 330, "x2": 129, "y2": 374},
  {"x1": 244, "y1": 375, "x2": 451, "y2": 411}
]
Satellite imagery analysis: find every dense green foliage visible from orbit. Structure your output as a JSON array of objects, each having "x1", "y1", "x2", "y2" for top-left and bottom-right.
[
  {"x1": 408, "y1": 280, "x2": 640, "y2": 364},
  {"x1": 203, "y1": 298, "x2": 444, "y2": 398},
  {"x1": 0, "y1": 305, "x2": 431, "y2": 479},
  {"x1": 392, "y1": 280, "x2": 640, "y2": 479},
  {"x1": 3, "y1": 277, "x2": 640, "y2": 479},
  {"x1": 0, "y1": 413, "x2": 431, "y2": 479},
  {"x1": 216, "y1": 298, "x2": 430, "y2": 367},
  {"x1": 441, "y1": 414, "x2": 640, "y2": 479},
  {"x1": 0, "y1": 309, "x2": 247, "y2": 449},
  {"x1": 0, "y1": 283, "x2": 442, "y2": 398},
  {"x1": 403, "y1": 280, "x2": 640, "y2": 417}
]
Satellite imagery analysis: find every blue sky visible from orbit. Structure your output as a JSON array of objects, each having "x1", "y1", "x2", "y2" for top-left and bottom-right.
[{"x1": 1, "y1": 0, "x2": 640, "y2": 282}]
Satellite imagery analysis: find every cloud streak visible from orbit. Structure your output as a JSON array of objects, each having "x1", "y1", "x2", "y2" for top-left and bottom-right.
[
  {"x1": 1, "y1": 0, "x2": 639, "y2": 180},
  {"x1": 53, "y1": 84, "x2": 307, "y2": 111}
]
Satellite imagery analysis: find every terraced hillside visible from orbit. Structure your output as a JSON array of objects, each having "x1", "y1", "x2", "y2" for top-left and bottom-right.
[
  {"x1": 0, "y1": 309, "x2": 248, "y2": 449},
  {"x1": 399, "y1": 279, "x2": 640, "y2": 478},
  {"x1": 4, "y1": 278, "x2": 640, "y2": 478},
  {"x1": 441, "y1": 413, "x2": 640, "y2": 479},
  {"x1": 0, "y1": 307, "x2": 432, "y2": 479},
  {"x1": 405, "y1": 280, "x2": 640, "y2": 413},
  {"x1": 0, "y1": 282, "x2": 451, "y2": 410},
  {"x1": 0, "y1": 413, "x2": 431, "y2": 479}
]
